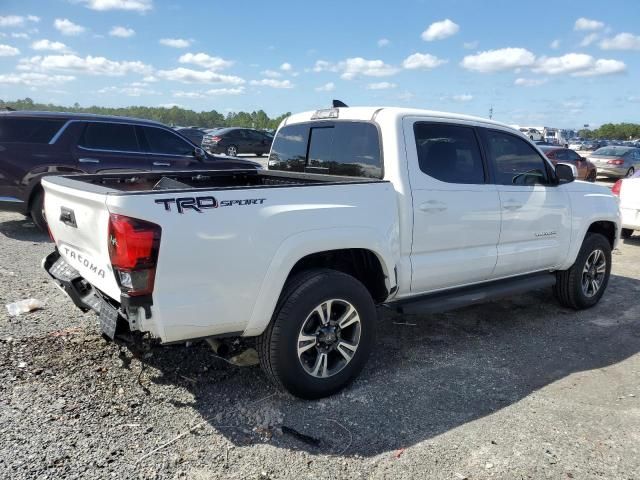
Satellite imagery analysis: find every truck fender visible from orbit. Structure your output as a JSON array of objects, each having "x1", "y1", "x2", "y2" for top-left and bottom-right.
[{"x1": 242, "y1": 226, "x2": 398, "y2": 337}]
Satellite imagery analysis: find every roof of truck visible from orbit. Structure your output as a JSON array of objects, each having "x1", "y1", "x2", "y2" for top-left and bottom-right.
[{"x1": 284, "y1": 106, "x2": 516, "y2": 131}]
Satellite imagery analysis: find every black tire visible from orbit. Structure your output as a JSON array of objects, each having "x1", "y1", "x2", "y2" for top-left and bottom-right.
[
  {"x1": 257, "y1": 268, "x2": 376, "y2": 399},
  {"x1": 621, "y1": 228, "x2": 634, "y2": 239},
  {"x1": 626, "y1": 167, "x2": 635, "y2": 178},
  {"x1": 554, "y1": 233, "x2": 611, "y2": 310},
  {"x1": 226, "y1": 145, "x2": 238, "y2": 156},
  {"x1": 29, "y1": 189, "x2": 47, "y2": 232}
]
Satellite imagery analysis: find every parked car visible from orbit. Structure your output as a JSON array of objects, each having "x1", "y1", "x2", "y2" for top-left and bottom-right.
[
  {"x1": 587, "y1": 146, "x2": 640, "y2": 178},
  {"x1": 612, "y1": 170, "x2": 640, "y2": 238},
  {"x1": 538, "y1": 146, "x2": 597, "y2": 181},
  {"x1": 43, "y1": 106, "x2": 620, "y2": 399},
  {"x1": 568, "y1": 141, "x2": 584, "y2": 151},
  {"x1": 175, "y1": 127, "x2": 206, "y2": 145},
  {"x1": 0, "y1": 111, "x2": 261, "y2": 230},
  {"x1": 201, "y1": 127, "x2": 273, "y2": 156}
]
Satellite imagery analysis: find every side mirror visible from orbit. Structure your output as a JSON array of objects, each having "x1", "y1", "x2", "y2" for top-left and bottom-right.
[
  {"x1": 194, "y1": 147, "x2": 206, "y2": 160},
  {"x1": 556, "y1": 162, "x2": 577, "y2": 184}
]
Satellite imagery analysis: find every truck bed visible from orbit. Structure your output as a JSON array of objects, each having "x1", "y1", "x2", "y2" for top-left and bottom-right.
[{"x1": 53, "y1": 169, "x2": 385, "y2": 194}]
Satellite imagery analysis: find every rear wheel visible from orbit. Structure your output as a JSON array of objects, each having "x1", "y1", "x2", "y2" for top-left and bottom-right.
[
  {"x1": 226, "y1": 145, "x2": 238, "y2": 156},
  {"x1": 554, "y1": 233, "x2": 611, "y2": 309},
  {"x1": 29, "y1": 189, "x2": 47, "y2": 232},
  {"x1": 586, "y1": 170, "x2": 597, "y2": 182},
  {"x1": 621, "y1": 228, "x2": 634, "y2": 239},
  {"x1": 257, "y1": 269, "x2": 376, "y2": 399},
  {"x1": 626, "y1": 167, "x2": 635, "y2": 178}
]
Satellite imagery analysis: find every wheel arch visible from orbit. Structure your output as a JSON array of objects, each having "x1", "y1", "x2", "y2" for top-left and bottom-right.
[{"x1": 242, "y1": 228, "x2": 398, "y2": 337}]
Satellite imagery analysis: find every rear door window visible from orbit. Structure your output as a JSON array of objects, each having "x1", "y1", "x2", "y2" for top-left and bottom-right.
[
  {"x1": 413, "y1": 122, "x2": 485, "y2": 184},
  {"x1": 0, "y1": 117, "x2": 66, "y2": 143},
  {"x1": 269, "y1": 121, "x2": 382, "y2": 178},
  {"x1": 79, "y1": 122, "x2": 141, "y2": 152}
]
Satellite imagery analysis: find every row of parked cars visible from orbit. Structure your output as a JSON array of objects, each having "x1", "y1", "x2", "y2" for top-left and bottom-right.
[{"x1": 174, "y1": 126, "x2": 273, "y2": 157}]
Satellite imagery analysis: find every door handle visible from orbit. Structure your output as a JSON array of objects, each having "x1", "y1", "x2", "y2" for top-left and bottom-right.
[
  {"x1": 153, "y1": 162, "x2": 171, "y2": 167},
  {"x1": 78, "y1": 158, "x2": 100, "y2": 164},
  {"x1": 503, "y1": 202, "x2": 523, "y2": 211},
  {"x1": 419, "y1": 200, "x2": 447, "y2": 213}
]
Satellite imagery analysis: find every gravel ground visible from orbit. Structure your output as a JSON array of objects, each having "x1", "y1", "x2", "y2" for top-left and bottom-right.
[{"x1": 1, "y1": 210, "x2": 639, "y2": 479}]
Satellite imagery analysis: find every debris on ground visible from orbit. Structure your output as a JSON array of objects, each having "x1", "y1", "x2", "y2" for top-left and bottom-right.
[
  {"x1": 229, "y1": 348, "x2": 260, "y2": 367},
  {"x1": 281, "y1": 426, "x2": 321, "y2": 447},
  {"x1": 6, "y1": 298, "x2": 44, "y2": 316}
]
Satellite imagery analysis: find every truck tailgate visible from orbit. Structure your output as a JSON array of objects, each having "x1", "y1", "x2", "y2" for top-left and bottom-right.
[{"x1": 42, "y1": 178, "x2": 121, "y2": 301}]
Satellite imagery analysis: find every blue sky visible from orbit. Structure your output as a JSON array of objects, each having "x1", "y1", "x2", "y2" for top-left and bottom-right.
[{"x1": 1, "y1": 0, "x2": 639, "y2": 128}]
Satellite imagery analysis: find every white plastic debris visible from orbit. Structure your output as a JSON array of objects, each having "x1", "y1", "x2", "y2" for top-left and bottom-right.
[{"x1": 6, "y1": 298, "x2": 44, "y2": 316}]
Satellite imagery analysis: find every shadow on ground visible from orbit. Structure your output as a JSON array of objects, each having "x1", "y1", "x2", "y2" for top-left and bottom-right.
[
  {"x1": 129, "y1": 272, "x2": 640, "y2": 458},
  {"x1": 0, "y1": 217, "x2": 51, "y2": 243}
]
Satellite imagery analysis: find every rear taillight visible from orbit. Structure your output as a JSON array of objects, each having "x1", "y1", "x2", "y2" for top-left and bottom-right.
[
  {"x1": 210, "y1": 135, "x2": 221, "y2": 143},
  {"x1": 607, "y1": 159, "x2": 624, "y2": 165},
  {"x1": 108, "y1": 214, "x2": 161, "y2": 296},
  {"x1": 612, "y1": 180, "x2": 622, "y2": 196}
]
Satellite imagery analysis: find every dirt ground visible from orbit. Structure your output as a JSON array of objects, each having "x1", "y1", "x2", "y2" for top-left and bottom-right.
[{"x1": 1, "y1": 210, "x2": 639, "y2": 479}]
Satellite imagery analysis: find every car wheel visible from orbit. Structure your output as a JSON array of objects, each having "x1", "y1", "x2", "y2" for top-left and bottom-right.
[
  {"x1": 226, "y1": 145, "x2": 238, "y2": 156},
  {"x1": 587, "y1": 170, "x2": 597, "y2": 182},
  {"x1": 554, "y1": 233, "x2": 611, "y2": 310},
  {"x1": 29, "y1": 189, "x2": 48, "y2": 232},
  {"x1": 626, "y1": 167, "x2": 635, "y2": 178},
  {"x1": 621, "y1": 228, "x2": 634, "y2": 239},
  {"x1": 257, "y1": 268, "x2": 376, "y2": 399}
]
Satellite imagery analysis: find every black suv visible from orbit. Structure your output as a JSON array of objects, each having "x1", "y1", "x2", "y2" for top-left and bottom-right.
[
  {"x1": 202, "y1": 127, "x2": 273, "y2": 157},
  {"x1": 0, "y1": 111, "x2": 261, "y2": 230}
]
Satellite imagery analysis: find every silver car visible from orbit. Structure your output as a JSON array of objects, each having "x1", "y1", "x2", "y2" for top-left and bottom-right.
[{"x1": 588, "y1": 146, "x2": 640, "y2": 178}]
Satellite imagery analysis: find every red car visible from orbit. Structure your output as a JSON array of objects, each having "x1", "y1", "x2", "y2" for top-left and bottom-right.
[{"x1": 538, "y1": 146, "x2": 597, "y2": 182}]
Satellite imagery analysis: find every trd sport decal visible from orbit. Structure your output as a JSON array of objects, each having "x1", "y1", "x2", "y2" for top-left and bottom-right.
[{"x1": 155, "y1": 196, "x2": 266, "y2": 213}]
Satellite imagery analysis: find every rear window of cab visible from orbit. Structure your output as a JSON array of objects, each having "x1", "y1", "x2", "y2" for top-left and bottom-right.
[{"x1": 268, "y1": 121, "x2": 382, "y2": 179}]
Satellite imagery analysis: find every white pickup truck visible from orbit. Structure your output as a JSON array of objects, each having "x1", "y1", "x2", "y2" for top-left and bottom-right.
[{"x1": 43, "y1": 106, "x2": 621, "y2": 399}]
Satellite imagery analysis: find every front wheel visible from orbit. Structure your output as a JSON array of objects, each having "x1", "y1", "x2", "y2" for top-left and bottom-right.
[
  {"x1": 29, "y1": 189, "x2": 47, "y2": 232},
  {"x1": 554, "y1": 233, "x2": 611, "y2": 309},
  {"x1": 257, "y1": 269, "x2": 376, "y2": 399}
]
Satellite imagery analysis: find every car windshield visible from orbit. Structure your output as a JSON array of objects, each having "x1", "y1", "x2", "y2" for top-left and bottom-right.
[{"x1": 592, "y1": 147, "x2": 631, "y2": 156}]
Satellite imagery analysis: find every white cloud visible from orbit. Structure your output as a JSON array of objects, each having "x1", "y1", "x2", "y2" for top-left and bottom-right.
[
  {"x1": 533, "y1": 53, "x2": 626, "y2": 77},
  {"x1": 0, "y1": 72, "x2": 75, "y2": 86},
  {"x1": 280, "y1": 62, "x2": 292, "y2": 71},
  {"x1": 550, "y1": 39, "x2": 561, "y2": 49},
  {"x1": 572, "y1": 58, "x2": 626, "y2": 77},
  {"x1": 31, "y1": 39, "x2": 72, "y2": 52},
  {"x1": 98, "y1": 85, "x2": 158, "y2": 96},
  {"x1": 261, "y1": 69, "x2": 281, "y2": 78},
  {"x1": 461, "y1": 48, "x2": 536, "y2": 73},
  {"x1": 574, "y1": 17, "x2": 604, "y2": 31},
  {"x1": 159, "y1": 38, "x2": 190, "y2": 48},
  {"x1": 11, "y1": 33, "x2": 30, "y2": 39},
  {"x1": 142, "y1": 75, "x2": 157, "y2": 82},
  {"x1": 0, "y1": 44, "x2": 20, "y2": 56},
  {"x1": 397, "y1": 91, "x2": 414, "y2": 102},
  {"x1": 109, "y1": 26, "x2": 135, "y2": 38},
  {"x1": 452, "y1": 94, "x2": 473, "y2": 102},
  {"x1": 19, "y1": 54, "x2": 152, "y2": 76},
  {"x1": 377, "y1": 38, "x2": 390, "y2": 47},
  {"x1": 315, "y1": 82, "x2": 335, "y2": 92},
  {"x1": 173, "y1": 87, "x2": 245, "y2": 98},
  {"x1": 463, "y1": 41, "x2": 478, "y2": 50},
  {"x1": 178, "y1": 52, "x2": 233, "y2": 70},
  {"x1": 313, "y1": 57, "x2": 398, "y2": 79},
  {"x1": 0, "y1": 14, "x2": 39, "y2": 29},
  {"x1": 402, "y1": 52, "x2": 447, "y2": 70},
  {"x1": 249, "y1": 78, "x2": 294, "y2": 88},
  {"x1": 78, "y1": 0, "x2": 152, "y2": 12},
  {"x1": 514, "y1": 77, "x2": 548, "y2": 87},
  {"x1": 580, "y1": 33, "x2": 600, "y2": 47},
  {"x1": 421, "y1": 19, "x2": 459, "y2": 41},
  {"x1": 600, "y1": 33, "x2": 640, "y2": 51},
  {"x1": 54, "y1": 19, "x2": 85, "y2": 36},
  {"x1": 366, "y1": 81, "x2": 397, "y2": 90},
  {"x1": 157, "y1": 67, "x2": 245, "y2": 85},
  {"x1": 312, "y1": 60, "x2": 333, "y2": 72}
]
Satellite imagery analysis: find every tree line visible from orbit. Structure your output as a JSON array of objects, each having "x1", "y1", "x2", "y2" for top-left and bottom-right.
[
  {"x1": 0, "y1": 98, "x2": 291, "y2": 130},
  {"x1": 578, "y1": 123, "x2": 640, "y2": 140}
]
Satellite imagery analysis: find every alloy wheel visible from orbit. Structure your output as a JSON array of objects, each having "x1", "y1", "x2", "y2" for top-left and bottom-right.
[{"x1": 581, "y1": 249, "x2": 606, "y2": 298}]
